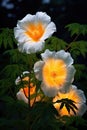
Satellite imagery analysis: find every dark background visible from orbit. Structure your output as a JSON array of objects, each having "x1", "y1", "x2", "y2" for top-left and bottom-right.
[{"x1": 0, "y1": 0, "x2": 87, "y2": 38}]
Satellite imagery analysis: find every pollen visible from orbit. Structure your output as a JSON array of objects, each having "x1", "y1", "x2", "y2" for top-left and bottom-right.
[{"x1": 25, "y1": 22, "x2": 45, "y2": 41}]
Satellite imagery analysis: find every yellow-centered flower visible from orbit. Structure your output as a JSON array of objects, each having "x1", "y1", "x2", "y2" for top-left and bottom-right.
[
  {"x1": 15, "y1": 71, "x2": 40, "y2": 106},
  {"x1": 14, "y1": 12, "x2": 56, "y2": 53},
  {"x1": 34, "y1": 49, "x2": 76, "y2": 97},
  {"x1": 53, "y1": 85, "x2": 87, "y2": 116}
]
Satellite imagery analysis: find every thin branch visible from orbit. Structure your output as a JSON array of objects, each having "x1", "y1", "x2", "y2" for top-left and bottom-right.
[{"x1": 65, "y1": 34, "x2": 79, "y2": 51}]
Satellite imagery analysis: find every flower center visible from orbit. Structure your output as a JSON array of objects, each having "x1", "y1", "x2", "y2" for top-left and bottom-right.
[
  {"x1": 25, "y1": 22, "x2": 45, "y2": 42},
  {"x1": 42, "y1": 58, "x2": 67, "y2": 87},
  {"x1": 51, "y1": 71, "x2": 57, "y2": 78}
]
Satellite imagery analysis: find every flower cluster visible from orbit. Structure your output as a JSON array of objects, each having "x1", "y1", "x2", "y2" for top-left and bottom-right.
[{"x1": 14, "y1": 12, "x2": 87, "y2": 117}]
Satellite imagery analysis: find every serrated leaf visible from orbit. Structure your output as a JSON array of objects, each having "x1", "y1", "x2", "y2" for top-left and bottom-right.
[
  {"x1": 65, "y1": 23, "x2": 87, "y2": 36},
  {"x1": 70, "y1": 41, "x2": 87, "y2": 58},
  {"x1": 45, "y1": 36, "x2": 68, "y2": 51},
  {"x1": 59, "y1": 102, "x2": 65, "y2": 110},
  {"x1": 0, "y1": 28, "x2": 16, "y2": 49},
  {"x1": 0, "y1": 79, "x2": 13, "y2": 96},
  {"x1": 59, "y1": 98, "x2": 78, "y2": 115},
  {"x1": 69, "y1": 105, "x2": 77, "y2": 115},
  {"x1": 65, "y1": 103, "x2": 70, "y2": 114},
  {"x1": 0, "y1": 64, "x2": 24, "y2": 79},
  {"x1": 4, "y1": 49, "x2": 28, "y2": 64},
  {"x1": 74, "y1": 64, "x2": 86, "y2": 80}
]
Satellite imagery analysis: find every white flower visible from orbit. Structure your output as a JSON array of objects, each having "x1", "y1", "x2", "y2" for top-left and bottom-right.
[
  {"x1": 15, "y1": 71, "x2": 40, "y2": 106},
  {"x1": 34, "y1": 49, "x2": 76, "y2": 97},
  {"x1": 14, "y1": 12, "x2": 56, "y2": 54},
  {"x1": 53, "y1": 85, "x2": 87, "y2": 116}
]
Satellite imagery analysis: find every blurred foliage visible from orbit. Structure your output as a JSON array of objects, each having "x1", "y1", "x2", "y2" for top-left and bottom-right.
[
  {"x1": 65, "y1": 23, "x2": 87, "y2": 36},
  {"x1": 0, "y1": 23, "x2": 87, "y2": 130}
]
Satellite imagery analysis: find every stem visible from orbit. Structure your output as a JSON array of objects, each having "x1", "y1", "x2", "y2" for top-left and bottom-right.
[
  {"x1": 23, "y1": 88, "x2": 28, "y2": 98},
  {"x1": 28, "y1": 72, "x2": 31, "y2": 130},
  {"x1": 32, "y1": 89, "x2": 37, "y2": 106},
  {"x1": 28, "y1": 74, "x2": 31, "y2": 108},
  {"x1": 65, "y1": 34, "x2": 79, "y2": 51}
]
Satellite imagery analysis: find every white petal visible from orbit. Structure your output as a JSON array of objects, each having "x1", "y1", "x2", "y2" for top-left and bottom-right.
[
  {"x1": 34, "y1": 61, "x2": 44, "y2": 80},
  {"x1": 22, "y1": 71, "x2": 29, "y2": 75},
  {"x1": 66, "y1": 65, "x2": 76, "y2": 83},
  {"x1": 77, "y1": 90, "x2": 87, "y2": 103},
  {"x1": 77, "y1": 104, "x2": 87, "y2": 116},
  {"x1": 71, "y1": 85, "x2": 87, "y2": 103},
  {"x1": 21, "y1": 41, "x2": 45, "y2": 54},
  {"x1": 41, "y1": 22, "x2": 56, "y2": 40},
  {"x1": 16, "y1": 91, "x2": 28, "y2": 104},
  {"x1": 15, "y1": 76, "x2": 20, "y2": 85},
  {"x1": 41, "y1": 49, "x2": 55, "y2": 60},
  {"x1": 58, "y1": 66, "x2": 76, "y2": 93},
  {"x1": 55, "y1": 50, "x2": 74, "y2": 66},
  {"x1": 36, "y1": 12, "x2": 51, "y2": 24},
  {"x1": 17, "y1": 14, "x2": 36, "y2": 30},
  {"x1": 20, "y1": 14, "x2": 35, "y2": 23},
  {"x1": 41, "y1": 82, "x2": 58, "y2": 97},
  {"x1": 14, "y1": 27, "x2": 32, "y2": 43}
]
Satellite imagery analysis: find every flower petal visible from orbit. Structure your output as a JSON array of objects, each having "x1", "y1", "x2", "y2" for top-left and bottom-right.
[
  {"x1": 41, "y1": 82, "x2": 58, "y2": 97},
  {"x1": 77, "y1": 104, "x2": 87, "y2": 116},
  {"x1": 41, "y1": 49, "x2": 56, "y2": 60},
  {"x1": 16, "y1": 91, "x2": 28, "y2": 103},
  {"x1": 34, "y1": 61, "x2": 44, "y2": 80},
  {"x1": 41, "y1": 22, "x2": 56, "y2": 40},
  {"x1": 55, "y1": 50, "x2": 74, "y2": 66},
  {"x1": 36, "y1": 12, "x2": 51, "y2": 25},
  {"x1": 20, "y1": 41, "x2": 45, "y2": 54}
]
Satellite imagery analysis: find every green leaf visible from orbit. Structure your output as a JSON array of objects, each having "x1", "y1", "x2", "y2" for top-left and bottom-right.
[
  {"x1": 59, "y1": 102, "x2": 65, "y2": 110},
  {"x1": 70, "y1": 41, "x2": 87, "y2": 58},
  {"x1": 74, "y1": 64, "x2": 87, "y2": 80},
  {"x1": 65, "y1": 23, "x2": 87, "y2": 36},
  {"x1": 4, "y1": 49, "x2": 28, "y2": 64},
  {"x1": 0, "y1": 64, "x2": 24, "y2": 79},
  {"x1": 45, "y1": 36, "x2": 68, "y2": 51},
  {"x1": 0, "y1": 28, "x2": 17, "y2": 49},
  {"x1": 65, "y1": 103, "x2": 70, "y2": 114},
  {"x1": 61, "y1": 116, "x2": 87, "y2": 129},
  {"x1": 30, "y1": 102, "x2": 59, "y2": 130},
  {"x1": 0, "y1": 79, "x2": 13, "y2": 96},
  {"x1": 58, "y1": 98, "x2": 78, "y2": 115}
]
